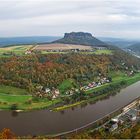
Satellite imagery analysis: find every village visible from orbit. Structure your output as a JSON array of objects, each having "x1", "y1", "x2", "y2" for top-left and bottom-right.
[
  {"x1": 98, "y1": 99, "x2": 140, "y2": 133},
  {"x1": 34, "y1": 77, "x2": 112, "y2": 99}
]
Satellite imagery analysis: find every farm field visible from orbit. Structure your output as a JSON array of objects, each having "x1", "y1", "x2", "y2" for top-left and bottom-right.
[
  {"x1": 40, "y1": 49, "x2": 112, "y2": 55},
  {"x1": 0, "y1": 44, "x2": 113, "y2": 57},
  {"x1": 35, "y1": 43, "x2": 93, "y2": 50},
  {"x1": 80, "y1": 50, "x2": 112, "y2": 55},
  {"x1": 0, "y1": 45, "x2": 35, "y2": 56}
]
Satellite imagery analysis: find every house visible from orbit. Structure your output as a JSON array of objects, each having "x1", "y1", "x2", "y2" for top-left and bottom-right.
[
  {"x1": 105, "y1": 120, "x2": 118, "y2": 132},
  {"x1": 70, "y1": 49, "x2": 80, "y2": 52},
  {"x1": 25, "y1": 50, "x2": 32, "y2": 55},
  {"x1": 52, "y1": 89, "x2": 60, "y2": 99},
  {"x1": 35, "y1": 91, "x2": 43, "y2": 98},
  {"x1": 75, "y1": 89, "x2": 79, "y2": 92},
  {"x1": 36, "y1": 85, "x2": 43, "y2": 91},
  {"x1": 45, "y1": 88, "x2": 51, "y2": 93},
  {"x1": 126, "y1": 109, "x2": 137, "y2": 121},
  {"x1": 110, "y1": 122, "x2": 118, "y2": 132},
  {"x1": 97, "y1": 82, "x2": 101, "y2": 86}
]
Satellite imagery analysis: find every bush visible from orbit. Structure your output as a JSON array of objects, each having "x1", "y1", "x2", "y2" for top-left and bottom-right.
[
  {"x1": 10, "y1": 104, "x2": 18, "y2": 110},
  {"x1": 25, "y1": 99, "x2": 32, "y2": 104}
]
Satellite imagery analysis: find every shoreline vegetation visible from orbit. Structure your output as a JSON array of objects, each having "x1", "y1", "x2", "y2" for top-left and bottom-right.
[
  {"x1": 52, "y1": 73, "x2": 140, "y2": 111},
  {"x1": 0, "y1": 72, "x2": 140, "y2": 111}
]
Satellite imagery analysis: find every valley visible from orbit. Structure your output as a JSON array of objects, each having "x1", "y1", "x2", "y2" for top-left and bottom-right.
[{"x1": 0, "y1": 32, "x2": 140, "y2": 137}]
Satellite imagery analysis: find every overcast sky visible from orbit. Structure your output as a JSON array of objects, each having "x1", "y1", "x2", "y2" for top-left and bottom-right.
[{"x1": 0, "y1": 0, "x2": 140, "y2": 39}]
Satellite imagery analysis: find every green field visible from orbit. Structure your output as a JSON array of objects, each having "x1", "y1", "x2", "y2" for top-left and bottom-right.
[
  {"x1": 93, "y1": 49, "x2": 112, "y2": 55},
  {"x1": 0, "y1": 94, "x2": 61, "y2": 110},
  {"x1": 0, "y1": 85, "x2": 62, "y2": 110},
  {"x1": 0, "y1": 85, "x2": 28, "y2": 95},
  {"x1": 81, "y1": 49, "x2": 112, "y2": 55},
  {"x1": 0, "y1": 45, "x2": 34, "y2": 56},
  {"x1": 41, "y1": 49, "x2": 112, "y2": 55},
  {"x1": 58, "y1": 79, "x2": 78, "y2": 93}
]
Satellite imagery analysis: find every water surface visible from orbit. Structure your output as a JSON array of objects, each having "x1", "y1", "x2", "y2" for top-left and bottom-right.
[{"x1": 0, "y1": 81, "x2": 140, "y2": 136}]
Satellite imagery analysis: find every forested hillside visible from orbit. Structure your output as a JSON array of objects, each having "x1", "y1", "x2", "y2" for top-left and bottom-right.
[
  {"x1": 0, "y1": 50, "x2": 139, "y2": 93},
  {"x1": 128, "y1": 43, "x2": 140, "y2": 55}
]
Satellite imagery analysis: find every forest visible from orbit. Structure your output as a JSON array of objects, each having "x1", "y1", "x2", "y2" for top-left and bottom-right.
[{"x1": 0, "y1": 49, "x2": 140, "y2": 95}]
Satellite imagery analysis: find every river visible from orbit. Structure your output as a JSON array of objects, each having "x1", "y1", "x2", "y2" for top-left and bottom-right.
[{"x1": 0, "y1": 81, "x2": 140, "y2": 136}]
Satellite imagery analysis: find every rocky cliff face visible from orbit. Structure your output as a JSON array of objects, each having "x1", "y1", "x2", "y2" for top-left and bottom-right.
[
  {"x1": 64, "y1": 32, "x2": 93, "y2": 39},
  {"x1": 54, "y1": 32, "x2": 107, "y2": 47}
]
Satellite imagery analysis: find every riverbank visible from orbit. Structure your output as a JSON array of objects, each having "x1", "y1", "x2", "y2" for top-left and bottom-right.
[
  {"x1": 66, "y1": 98, "x2": 140, "y2": 139},
  {"x1": 53, "y1": 73, "x2": 140, "y2": 111},
  {"x1": 1, "y1": 79, "x2": 140, "y2": 137},
  {"x1": 0, "y1": 72, "x2": 140, "y2": 111}
]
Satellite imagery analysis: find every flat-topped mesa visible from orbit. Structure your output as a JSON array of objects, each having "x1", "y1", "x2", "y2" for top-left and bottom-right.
[
  {"x1": 54, "y1": 32, "x2": 108, "y2": 47},
  {"x1": 64, "y1": 32, "x2": 93, "y2": 39}
]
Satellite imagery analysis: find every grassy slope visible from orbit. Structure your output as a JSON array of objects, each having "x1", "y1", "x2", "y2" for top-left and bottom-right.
[
  {"x1": 0, "y1": 45, "x2": 34, "y2": 56},
  {"x1": 58, "y1": 79, "x2": 78, "y2": 93},
  {"x1": 53, "y1": 72, "x2": 140, "y2": 111},
  {"x1": 41, "y1": 49, "x2": 112, "y2": 55},
  {"x1": 81, "y1": 50, "x2": 112, "y2": 55},
  {"x1": 0, "y1": 94, "x2": 61, "y2": 110},
  {"x1": 0, "y1": 85, "x2": 61, "y2": 110},
  {"x1": 0, "y1": 85, "x2": 27, "y2": 95}
]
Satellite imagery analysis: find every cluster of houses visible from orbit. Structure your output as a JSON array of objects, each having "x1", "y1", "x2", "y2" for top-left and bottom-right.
[
  {"x1": 35, "y1": 86, "x2": 60, "y2": 99},
  {"x1": 121, "y1": 62, "x2": 135, "y2": 76},
  {"x1": 65, "y1": 88, "x2": 79, "y2": 96},
  {"x1": 34, "y1": 77, "x2": 112, "y2": 99},
  {"x1": 127, "y1": 70, "x2": 134, "y2": 76},
  {"x1": 25, "y1": 50, "x2": 32, "y2": 55},
  {"x1": 81, "y1": 77, "x2": 111, "y2": 91},
  {"x1": 104, "y1": 100, "x2": 140, "y2": 132}
]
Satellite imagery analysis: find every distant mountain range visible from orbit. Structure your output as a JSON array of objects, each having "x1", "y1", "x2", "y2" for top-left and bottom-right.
[
  {"x1": 127, "y1": 43, "x2": 140, "y2": 55},
  {"x1": 54, "y1": 32, "x2": 107, "y2": 47},
  {"x1": 0, "y1": 36, "x2": 60, "y2": 47}
]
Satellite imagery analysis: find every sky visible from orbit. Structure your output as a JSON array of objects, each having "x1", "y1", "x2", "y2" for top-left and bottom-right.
[{"x1": 0, "y1": 0, "x2": 140, "y2": 39}]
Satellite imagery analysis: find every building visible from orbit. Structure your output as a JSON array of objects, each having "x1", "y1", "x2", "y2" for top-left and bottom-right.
[
  {"x1": 126, "y1": 109, "x2": 137, "y2": 121},
  {"x1": 52, "y1": 89, "x2": 60, "y2": 99},
  {"x1": 45, "y1": 88, "x2": 51, "y2": 93},
  {"x1": 105, "y1": 120, "x2": 118, "y2": 132},
  {"x1": 25, "y1": 50, "x2": 32, "y2": 54}
]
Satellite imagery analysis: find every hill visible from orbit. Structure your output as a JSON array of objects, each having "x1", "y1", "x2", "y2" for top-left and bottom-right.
[
  {"x1": 0, "y1": 36, "x2": 60, "y2": 47},
  {"x1": 99, "y1": 37, "x2": 138, "y2": 49},
  {"x1": 53, "y1": 32, "x2": 107, "y2": 47},
  {"x1": 127, "y1": 43, "x2": 140, "y2": 56}
]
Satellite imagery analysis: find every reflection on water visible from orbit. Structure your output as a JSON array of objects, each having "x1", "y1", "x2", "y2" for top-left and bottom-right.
[
  {"x1": 71, "y1": 106, "x2": 75, "y2": 111},
  {"x1": 80, "y1": 102, "x2": 88, "y2": 108},
  {"x1": 11, "y1": 111, "x2": 18, "y2": 117},
  {"x1": 60, "y1": 110, "x2": 65, "y2": 114}
]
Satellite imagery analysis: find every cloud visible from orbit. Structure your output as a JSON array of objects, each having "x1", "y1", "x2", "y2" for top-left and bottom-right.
[{"x1": 0, "y1": 0, "x2": 140, "y2": 38}]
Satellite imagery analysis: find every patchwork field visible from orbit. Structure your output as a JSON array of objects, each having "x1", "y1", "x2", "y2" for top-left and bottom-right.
[
  {"x1": 35, "y1": 43, "x2": 93, "y2": 50},
  {"x1": 0, "y1": 43, "x2": 112, "y2": 57},
  {"x1": 0, "y1": 45, "x2": 35, "y2": 56}
]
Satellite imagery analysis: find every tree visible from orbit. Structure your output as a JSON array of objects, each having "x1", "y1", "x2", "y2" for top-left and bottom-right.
[{"x1": 0, "y1": 128, "x2": 16, "y2": 139}]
